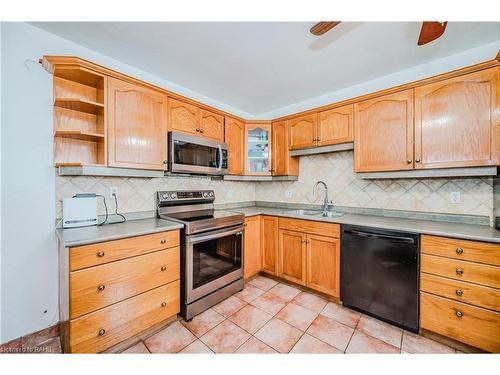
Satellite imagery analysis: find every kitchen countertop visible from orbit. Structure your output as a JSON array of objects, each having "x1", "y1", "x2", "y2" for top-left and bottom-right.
[
  {"x1": 56, "y1": 218, "x2": 183, "y2": 247},
  {"x1": 230, "y1": 207, "x2": 500, "y2": 244}
]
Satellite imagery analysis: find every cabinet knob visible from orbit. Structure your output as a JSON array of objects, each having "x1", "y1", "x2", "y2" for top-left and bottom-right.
[
  {"x1": 456, "y1": 248, "x2": 464, "y2": 255},
  {"x1": 98, "y1": 328, "x2": 106, "y2": 336},
  {"x1": 317, "y1": 138, "x2": 321, "y2": 141},
  {"x1": 163, "y1": 160, "x2": 168, "y2": 164},
  {"x1": 455, "y1": 310, "x2": 463, "y2": 318},
  {"x1": 196, "y1": 128, "x2": 200, "y2": 132},
  {"x1": 415, "y1": 158, "x2": 421, "y2": 163},
  {"x1": 200, "y1": 129, "x2": 204, "y2": 133},
  {"x1": 456, "y1": 268, "x2": 464, "y2": 275},
  {"x1": 97, "y1": 284, "x2": 105, "y2": 292},
  {"x1": 161, "y1": 302, "x2": 167, "y2": 307},
  {"x1": 455, "y1": 289, "x2": 463, "y2": 296},
  {"x1": 97, "y1": 251, "x2": 105, "y2": 257},
  {"x1": 161, "y1": 266, "x2": 167, "y2": 272},
  {"x1": 407, "y1": 159, "x2": 412, "y2": 164},
  {"x1": 160, "y1": 239, "x2": 166, "y2": 244}
]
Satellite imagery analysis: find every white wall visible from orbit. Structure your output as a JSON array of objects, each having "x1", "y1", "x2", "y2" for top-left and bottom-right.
[
  {"x1": 260, "y1": 40, "x2": 500, "y2": 119},
  {"x1": 0, "y1": 22, "x2": 252, "y2": 344}
]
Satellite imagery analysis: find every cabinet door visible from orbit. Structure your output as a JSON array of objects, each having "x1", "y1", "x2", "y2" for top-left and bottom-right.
[
  {"x1": 318, "y1": 104, "x2": 353, "y2": 146},
  {"x1": 306, "y1": 234, "x2": 340, "y2": 297},
  {"x1": 224, "y1": 116, "x2": 245, "y2": 175},
  {"x1": 289, "y1": 114, "x2": 317, "y2": 150},
  {"x1": 354, "y1": 89, "x2": 414, "y2": 172},
  {"x1": 107, "y1": 77, "x2": 168, "y2": 170},
  {"x1": 167, "y1": 97, "x2": 199, "y2": 135},
  {"x1": 272, "y1": 120, "x2": 299, "y2": 176},
  {"x1": 246, "y1": 123, "x2": 272, "y2": 175},
  {"x1": 414, "y1": 67, "x2": 500, "y2": 169},
  {"x1": 244, "y1": 216, "x2": 262, "y2": 279},
  {"x1": 200, "y1": 109, "x2": 224, "y2": 141},
  {"x1": 278, "y1": 230, "x2": 306, "y2": 286},
  {"x1": 261, "y1": 216, "x2": 278, "y2": 275}
]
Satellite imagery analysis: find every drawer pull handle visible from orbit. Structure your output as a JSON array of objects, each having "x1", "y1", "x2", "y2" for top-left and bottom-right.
[
  {"x1": 161, "y1": 266, "x2": 167, "y2": 271},
  {"x1": 98, "y1": 328, "x2": 106, "y2": 336},
  {"x1": 161, "y1": 302, "x2": 167, "y2": 307},
  {"x1": 456, "y1": 248, "x2": 464, "y2": 255},
  {"x1": 455, "y1": 311, "x2": 463, "y2": 318},
  {"x1": 97, "y1": 284, "x2": 105, "y2": 292},
  {"x1": 97, "y1": 251, "x2": 105, "y2": 257},
  {"x1": 456, "y1": 268, "x2": 464, "y2": 275},
  {"x1": 160, "y1": 239, "x2": 166, "y2": 244},
  {"x1": 455, "y1": 289, "x2": 463, "y2": 296}
]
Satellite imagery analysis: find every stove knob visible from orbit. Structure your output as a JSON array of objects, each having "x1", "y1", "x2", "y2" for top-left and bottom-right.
[
  {"x1": 203, "y1": 192, "x2": 209, "y2": 198},
  {"x1": 170, "y1": 193, "x2": 177, "y2": 200},
  {"x1": 162, "y1": 193, "x2": 169, "y2": 200},
  {"x1": 209, "y1": 192, "x2": 214, "y2": 197}
]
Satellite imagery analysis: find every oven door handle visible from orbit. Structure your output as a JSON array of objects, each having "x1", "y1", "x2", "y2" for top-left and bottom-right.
[
  {"x1": 187, "y1": 225, "x2": 244, "y2": 244},
  {"x1": 216, "y1": 145, "x2": 223, "y2": 172}
]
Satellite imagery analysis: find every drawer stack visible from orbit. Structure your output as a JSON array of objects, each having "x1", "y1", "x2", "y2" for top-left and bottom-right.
[
  {"x1": 420, "y1": 235, "x2": 500, "y2": 352},
  {"x1": 63, "y1": 230, "x2": 180, "y2": 353}
]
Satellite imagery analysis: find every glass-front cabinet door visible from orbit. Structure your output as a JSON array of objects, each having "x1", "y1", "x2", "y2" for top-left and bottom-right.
[{"x1": 245, "y1": 122, "x2": 272, "y2": 175}]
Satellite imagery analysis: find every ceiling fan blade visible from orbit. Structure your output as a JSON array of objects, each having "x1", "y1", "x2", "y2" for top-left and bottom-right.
[
  {"x1": 418, "y1": 22, "x2": 447, "y2": 45},
  {"x1": 310, "y1": 22, "x2": 341, "y2": 36}
]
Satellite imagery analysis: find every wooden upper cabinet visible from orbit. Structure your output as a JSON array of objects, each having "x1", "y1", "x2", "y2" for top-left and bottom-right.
[
  {"x1": 278, "y1": 230, "x2": 307, "y2": 286},
  {"x1": 272, "y1": 120, "x2": 299, "y2": 176},
  {"x1": 224, "y1": 116, "x2": 245, "y2": 175},
  {"x1": 107, "y1": 77, "x2": 168, "y2": 170},
  {"x1": 167, "y1": 97, "x2": 200, "y2": 135},
  {"x1": 306, "y1": 235, "x2": 340, "y2": 297},
  {"x1": 261, "y1": 216, "x2": 278, "y2": 275},
  {"x1": 318, "y1": 104, "x2": 354, "y2": 146},
  {"x1": 414, "y1": 67, "x2": 500, "y2": 169},
  {"x1": 244, "y1": 216, "x2": 262, "y2": 279},
  {"x1": 245, "y1": 122, "x2": 272, "y2": 175},
  {"x1": 289, "y1": 114, "x2": 317, "y2": 150},
  {"x1": 200, "y1": 109, "x2": 224, "y2": 141},
  {"x1": 354, "y1": 89, "x2": 414, "y2": 172}
]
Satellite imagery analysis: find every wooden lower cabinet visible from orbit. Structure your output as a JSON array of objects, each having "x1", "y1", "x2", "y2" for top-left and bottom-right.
[
  {"x1": 261, "y1": 216, "x2": 278, "y2": 275},
  {"x1": 244, "y1": 216, "x2": 262, "y2": 279},
  {"x1": 306, "y1": 234, "x2": 340, "y2": 297},
  {"x1": 61, "y1": 229, "x2": 181, "y2": 353},
  {"x1": 278, "y1": 230, "x2": 307, "y2": 285}
]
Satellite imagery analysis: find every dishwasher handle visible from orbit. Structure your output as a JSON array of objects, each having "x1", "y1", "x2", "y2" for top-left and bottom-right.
[{"x1": 343, "y1": 229, "x2": 416, "y2": 244}]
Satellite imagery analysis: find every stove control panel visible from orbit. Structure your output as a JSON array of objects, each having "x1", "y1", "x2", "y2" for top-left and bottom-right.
[{"x1": 157, "y1": 190, "x2": 215, "y2": 204}]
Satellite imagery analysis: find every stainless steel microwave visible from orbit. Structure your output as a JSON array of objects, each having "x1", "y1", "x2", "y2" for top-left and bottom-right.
[{"x1": 168, "y1": 132, "x2": 228, "y2": 175}]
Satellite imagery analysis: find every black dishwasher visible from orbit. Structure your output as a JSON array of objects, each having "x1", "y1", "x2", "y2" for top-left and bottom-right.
[{"x1": 341, "y1": 225, "x2": 419, "y2": 333}]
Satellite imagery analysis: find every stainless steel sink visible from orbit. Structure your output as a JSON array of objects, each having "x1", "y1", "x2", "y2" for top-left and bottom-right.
[{"x1": 291, "y1": 209, "x2": 344, "y2": 218}]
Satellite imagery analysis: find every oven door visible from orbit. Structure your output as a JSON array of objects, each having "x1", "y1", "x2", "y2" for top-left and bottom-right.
[
  {"x1": 169, "y1": 132, "x2": 228, "y2": 175},
  {"x1": 185, "y1": 225, "x2": 244, "y2": 303}
]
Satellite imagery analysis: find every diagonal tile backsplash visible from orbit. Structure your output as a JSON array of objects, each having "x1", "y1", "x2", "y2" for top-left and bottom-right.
[{"x1": 56, "y1": 151, "x2": 494, "y2": 223}]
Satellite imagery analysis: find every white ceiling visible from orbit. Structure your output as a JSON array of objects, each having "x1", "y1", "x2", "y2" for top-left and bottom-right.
[{"x1": 32, "y1": 22, "x2": 500, "y2": 116}]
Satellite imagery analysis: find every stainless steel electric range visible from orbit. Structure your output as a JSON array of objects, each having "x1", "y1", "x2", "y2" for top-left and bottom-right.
[{"x1": 157, "y1": 190, "x2": 245, "y2": 321}]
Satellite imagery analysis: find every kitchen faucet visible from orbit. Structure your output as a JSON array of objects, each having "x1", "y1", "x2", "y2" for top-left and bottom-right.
[{"x1": 313, "y1": 180, "x2": 332, "y2": 215}]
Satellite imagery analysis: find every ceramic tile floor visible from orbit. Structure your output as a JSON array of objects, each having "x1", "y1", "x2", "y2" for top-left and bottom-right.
[{"x1": 131, "y1": 276, "x2": 461, "y2": 354}]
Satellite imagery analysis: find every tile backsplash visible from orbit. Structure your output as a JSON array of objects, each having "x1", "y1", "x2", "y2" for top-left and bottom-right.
[{"x1": 56, "y1": 151, "x2": 494, "y2": 223}]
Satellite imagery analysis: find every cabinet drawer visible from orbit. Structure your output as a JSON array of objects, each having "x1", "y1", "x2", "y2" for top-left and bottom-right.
[
  {"x1": 278, "y1": 218, "x2": 340, "y2": 238},
  {"x1": 421, "y1": 254, "x2": 500, "y2": 289},
  {"x1": 421, "y1": 273, "x2": 500, "y2": 311},
  {"x1": 421, "y1": 235, "x2": 500, "y2": 266},
  {"x1": 420, "y1": 292, "x2": 500, "y2": 353},
  {"x1": 70, "y1": 281, "x2": 180, "y2": 353},
  {"x1": 70, "y1": 230, "x2": 179, "y2": 271},
  {"x1": 70, "y1": 247, "x2": 180, "y2": 318}
]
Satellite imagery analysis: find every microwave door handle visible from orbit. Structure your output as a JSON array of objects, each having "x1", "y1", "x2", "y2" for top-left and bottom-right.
[{"x1": 217, "y1": 145, "x2": 222, "y2": 172}]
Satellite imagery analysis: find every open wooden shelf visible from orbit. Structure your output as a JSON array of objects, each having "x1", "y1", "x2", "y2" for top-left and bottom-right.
[
  {"x1": 53, "y1": 66, "x2": 104, "y2": 88},
  {"x1": 54, "y1": 98, "x2": 104, "y2": 115},
  {"x1": 54, "y1": 130, "x2": 105, "y2": 142}
]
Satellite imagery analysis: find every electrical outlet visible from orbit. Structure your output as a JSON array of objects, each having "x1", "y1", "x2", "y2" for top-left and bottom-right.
[
  {"x1": 285, "y1": 190, "x2": 293, "y2": 198},
  {"x1": 110, "y1": 187, "x2": 118, "y2": 198},
  {"x1": 450, "y1": 191, "x2": 461, "y2": 204}
]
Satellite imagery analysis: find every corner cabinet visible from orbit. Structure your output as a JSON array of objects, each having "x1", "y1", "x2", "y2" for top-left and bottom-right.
[
  {"x1": 245, "y1": 122, "x2": 272, "y2": 175},
  {"x1": 414, "y1": 67, "x2": 500, "y2": 169},
  {"x1": 272, "y1": 120, "x2": 299, "y2": 176},
  {"x1": 224, "y1": 116, "x2": 245, "y2": 175},
  {"x1": 244, "y1": 216, "x2": 262, "y2": 279},
  {"x1": 107, "y1": 78, "x2": 168, "y2": 170},
  {"x1": 354, "y1": 89, "x2": 415, "y2": 172},
  {"x1": 261, "y1": 216, "x2": 279, "y2": 275}
]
